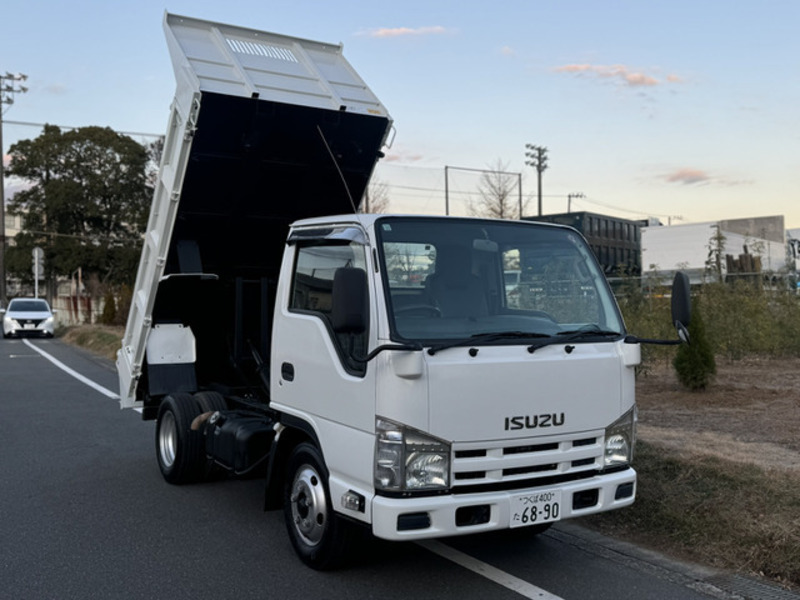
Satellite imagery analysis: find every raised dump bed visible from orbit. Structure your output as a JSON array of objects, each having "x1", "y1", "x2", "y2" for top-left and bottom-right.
[{"x1": 118, "y1": 13, "x2": 392, "y2": 409}]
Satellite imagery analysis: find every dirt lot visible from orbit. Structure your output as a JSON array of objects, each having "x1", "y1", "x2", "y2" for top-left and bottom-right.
[
  {"x1": 636, "y1": 356, "x2": 800, "y2": 472},
  {"x1": 589, "y1": 357, "x2": 800, "y2": 590}
]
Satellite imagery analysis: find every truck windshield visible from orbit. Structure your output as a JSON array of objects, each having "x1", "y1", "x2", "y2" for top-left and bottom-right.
[{"x1": 376, "y1": 217, "x2": 624, "y2": 345}]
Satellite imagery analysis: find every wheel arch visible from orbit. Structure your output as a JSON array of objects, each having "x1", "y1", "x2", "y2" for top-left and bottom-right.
[{"x1": 264, "y1": 414, "x2": 321, "y2": 511}]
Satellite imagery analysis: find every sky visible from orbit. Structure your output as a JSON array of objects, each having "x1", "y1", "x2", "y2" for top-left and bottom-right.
[{"x1": 2, "y1": 0, "x2": 799, "y2": 228}]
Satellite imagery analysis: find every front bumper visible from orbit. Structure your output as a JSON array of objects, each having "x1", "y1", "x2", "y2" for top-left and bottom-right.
[
  {"x1": 3, "y1": 321, "x2": 54, "y2": 338},
  {"x1": 371, "y1": 467, "x2": 636, "y2": 541}
]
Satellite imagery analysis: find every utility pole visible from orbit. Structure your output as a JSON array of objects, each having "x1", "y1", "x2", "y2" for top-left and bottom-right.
[
  {"x1": 567, "y1": 192, "x2": 584, "y2": 213},
  {"x1": 524, "y1": 144, "x2": 548, "y2": 216},
  {"x1": 0, "y1": 72, "x2": 28, "y2": 304}
]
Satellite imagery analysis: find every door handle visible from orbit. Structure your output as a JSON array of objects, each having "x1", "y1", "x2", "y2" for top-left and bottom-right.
[{"x1": 281, "y1": 362, "x2": 295, "y2": 382}]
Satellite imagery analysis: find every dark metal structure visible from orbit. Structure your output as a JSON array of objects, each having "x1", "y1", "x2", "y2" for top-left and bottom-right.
[{"x1": 524, "y1": 211, "x2": 642, "y2": 275}]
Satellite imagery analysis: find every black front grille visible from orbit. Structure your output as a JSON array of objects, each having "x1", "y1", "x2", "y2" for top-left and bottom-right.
[{"x1": 504, "y1": 443, "x2": 559, "y2": 455}]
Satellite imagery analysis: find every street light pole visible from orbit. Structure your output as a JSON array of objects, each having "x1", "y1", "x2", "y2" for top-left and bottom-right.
[
  {"x1": 524, "y1": 144, "x2": 548, "y2": 216},
  {"x1": 0, "y1": 72, "x2": 29, "y2": 305}
]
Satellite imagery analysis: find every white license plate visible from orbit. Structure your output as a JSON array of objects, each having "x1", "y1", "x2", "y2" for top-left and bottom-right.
[
  {"x1": 23, "y1": 323, "x2": 35, "y2": 329},
  {"x1": 510, "y1": 489, "x2": 562, "y2": 528}
]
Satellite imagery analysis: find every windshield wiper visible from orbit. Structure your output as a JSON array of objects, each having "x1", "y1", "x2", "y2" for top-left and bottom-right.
[
  {"x1": 527, "y1": 326, "x2": 622, "y2": 353},
  {"x1": 427, "y1": 331, "x2": 551, "y2": 356}
]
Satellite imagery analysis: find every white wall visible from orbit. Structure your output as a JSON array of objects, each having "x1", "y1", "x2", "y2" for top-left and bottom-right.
[{"x1": 642, "y1": 222, "x2": 789, "y2": 276}]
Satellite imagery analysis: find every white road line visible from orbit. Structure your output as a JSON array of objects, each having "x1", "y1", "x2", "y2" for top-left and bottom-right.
[
  {"x1": 23, "y1": 338, "x2": 120, "y2": 400},
  {"x1": 417, "y1": 540, "x2": 564, "y2": 600}
]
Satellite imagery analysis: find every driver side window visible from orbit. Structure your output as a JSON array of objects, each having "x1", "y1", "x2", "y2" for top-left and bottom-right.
[{"x1": 289, "y1": 242, "x2": 368, "y2": 375}]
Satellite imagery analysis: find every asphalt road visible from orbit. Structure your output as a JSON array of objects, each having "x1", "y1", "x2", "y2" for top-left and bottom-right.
[{"x1": 0, "y1": 337, "x2": 782, "y2": 600}]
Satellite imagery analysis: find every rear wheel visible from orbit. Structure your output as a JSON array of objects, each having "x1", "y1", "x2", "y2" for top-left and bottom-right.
[
  {"x1": 283, "y1": 443, "x2": 353, "y2": 570},
  {"x1": 194, "y1": 390, "x2": 227, "y2": 413},
  {"x1": 156, "y1": 393, "x2": 204, "y2": 484}
]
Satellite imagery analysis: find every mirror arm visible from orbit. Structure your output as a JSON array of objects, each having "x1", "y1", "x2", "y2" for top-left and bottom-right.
[
  {"x1": 352, "y1": 343, "x2": 423, "y2": 363},
  {"x1": 624, "y1": 334, "x2": 683, "y2": 346}
]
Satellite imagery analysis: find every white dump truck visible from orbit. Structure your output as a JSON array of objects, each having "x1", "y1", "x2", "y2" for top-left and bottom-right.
[{"x1": 118, "y1": 13, "x2": 690, "y2": 569}]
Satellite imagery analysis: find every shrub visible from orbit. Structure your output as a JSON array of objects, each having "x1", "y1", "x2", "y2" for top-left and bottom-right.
[
  {"x1": 100, "y1": 290, "x2": 117, "y2": 325},
  {"x1": 673, "y1": 297, "x2": 716, "y2": 390},
  {"x1": 617, "y1": 275, "x2": 800, "y2": 368},
  {"x1": 114, "y1": 284, "x2": 132, "y2": 326}
]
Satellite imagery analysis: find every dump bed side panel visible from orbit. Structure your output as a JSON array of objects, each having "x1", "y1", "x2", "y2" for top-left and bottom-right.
[{"x1": 118, "y1": 14, "x2": 391, "y2": 408}]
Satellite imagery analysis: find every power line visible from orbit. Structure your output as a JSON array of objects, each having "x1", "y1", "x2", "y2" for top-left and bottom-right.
[
  {"x1": 4, "y1": 119, "x2": 163, "y2": 140},
  {"x1": 5, "y1": 120, "x2": 679, "y2": 222},
  {"x1": 570, "y1": 195, "x2": 676, "y2": 220}
]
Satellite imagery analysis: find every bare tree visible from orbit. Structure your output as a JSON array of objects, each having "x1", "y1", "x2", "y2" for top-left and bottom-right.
[
  {"x1": 705, "y1": 224, "x2": 727, "y2": 283},
  {"x1": 467, "y1": 159, "x2": 525, "y2": 219},
  {"x1": 360, "y1": 177, "x2": 390, "y2": 213}
]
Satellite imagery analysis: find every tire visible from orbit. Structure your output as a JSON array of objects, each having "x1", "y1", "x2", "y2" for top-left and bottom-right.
[
  {"x1": 283, "y1": 443, "x2": 354, "y2": 570},
  {"x1": 156, "y1": 393, "x2": 204, "y2": 484},
  {"x1": 194, "y1": 390, "x2": 227, "y2": 413}
]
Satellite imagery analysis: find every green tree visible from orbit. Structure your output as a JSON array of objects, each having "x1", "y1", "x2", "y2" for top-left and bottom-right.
[
  {"x1": 673, "y1": 297, "x2": 716, "y2": 390},
  {"x1": 5, "y1": 124, "x2": 152, "y2": 286}
]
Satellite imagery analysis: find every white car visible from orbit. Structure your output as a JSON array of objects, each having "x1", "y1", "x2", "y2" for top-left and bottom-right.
[{"x1": 1, "y1": 298, "x2": 55, "y2": 338}]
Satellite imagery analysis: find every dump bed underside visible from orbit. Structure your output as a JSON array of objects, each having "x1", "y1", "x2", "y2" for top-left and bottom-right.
[{"x1": 168, "y1": 91, "x2": 389, "y2": 281}]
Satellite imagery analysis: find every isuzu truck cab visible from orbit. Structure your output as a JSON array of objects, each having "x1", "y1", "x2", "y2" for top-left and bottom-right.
[{"x1": 117, "y1": 13, "x2": 690, "y2": 569}]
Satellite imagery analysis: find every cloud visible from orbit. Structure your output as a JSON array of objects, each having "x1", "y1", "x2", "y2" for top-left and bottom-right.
[
  {"x1": 361, "y1": 26, "x2": 448, "y2": 38},
  {"x1": 384, "y1": 151, "x2": 424, "y2": 163},
  {"x1": 661, "y1": 168, "x2": 752, "y2": 187},
  {"x1": 554, "y1": 63, "x2": 680, "y2": 87},
  {"x1": 665, "y1": 168, "x2": 712, "y2": 185}
]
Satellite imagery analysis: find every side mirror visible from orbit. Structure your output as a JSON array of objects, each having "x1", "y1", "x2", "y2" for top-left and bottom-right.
[
  {"x1": 331, "y1": 267, "x2": 368, "y2": 334},
  {"x1": 671, "y1": 272, "x2": 691, "y2": 343}
]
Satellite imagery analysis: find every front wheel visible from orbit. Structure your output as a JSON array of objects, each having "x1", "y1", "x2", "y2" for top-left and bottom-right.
[{"x1": 283, "y1": 443, "x2": 354, "y2": 570}]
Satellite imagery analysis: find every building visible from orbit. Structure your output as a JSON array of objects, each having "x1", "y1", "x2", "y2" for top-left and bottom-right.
[
  {"x1": 788, "y1": 228, "x2": 800, "y2": 265},
  {"x1": 524, "y1": 211, "x2": 642, "y2": 275},
  {"x1": 641, "y1": 216, "x2": 791, "y2": 284}
]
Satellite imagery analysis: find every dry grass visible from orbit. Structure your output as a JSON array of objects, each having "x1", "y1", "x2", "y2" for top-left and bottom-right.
[
  {"x1": 584, "y1": 441, "x2": 800, "y2": 589},
  {"x1": 585, "y1": 357, "x2": 800, "y2": 590},
  {"x1": 60, "y1": 324, "x2": 124, "y2": 361}
]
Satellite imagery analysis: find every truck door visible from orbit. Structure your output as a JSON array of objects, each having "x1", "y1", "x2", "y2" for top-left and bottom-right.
[{"x1": 271, "y1": 231, "x2": 376, "y2": 438}]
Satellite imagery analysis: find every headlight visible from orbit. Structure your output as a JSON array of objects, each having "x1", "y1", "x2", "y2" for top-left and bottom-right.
[
  {"x1": 604, "y1": 407, "x2": 637, "y2": 468},
  {"x1": 375, "y1": 418, "x2": 450, "y2": 493}
]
